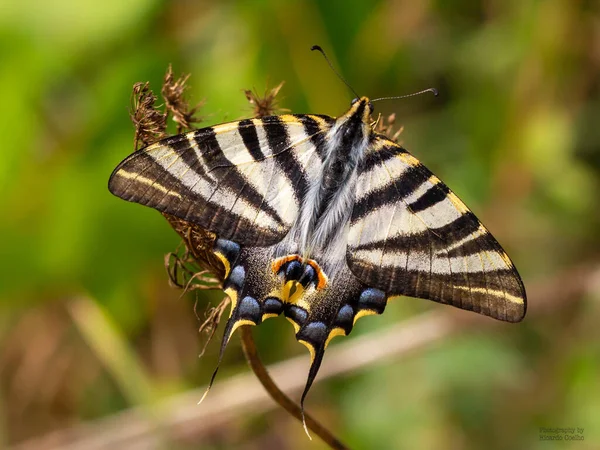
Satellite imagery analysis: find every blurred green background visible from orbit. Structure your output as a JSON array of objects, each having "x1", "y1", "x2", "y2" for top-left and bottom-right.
[{"x1": 1, "y1": 0, "x2": 599, "y2": 449}]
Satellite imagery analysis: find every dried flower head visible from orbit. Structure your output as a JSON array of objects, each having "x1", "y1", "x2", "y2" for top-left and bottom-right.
[
  {"x1": 373, "y1": 112, "x2": 404, "y2": 143},
  {"x1": 130, "y1": 82, "x2": 168, "y2": 150},
  {"x1": 162, "y1": 65, "x2": 205, "y2": 133},
  {"x1": 244, "y1": 81, "x2": 287, "y2": 117},
  {"x1": 162, "y1": 213, "x2": 225, "y2": 287},
  {"x1": 162, "y1": 212, "x2": 228, "y2": 354}
]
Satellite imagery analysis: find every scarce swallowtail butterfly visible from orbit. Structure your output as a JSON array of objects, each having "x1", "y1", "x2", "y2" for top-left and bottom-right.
[{"x1": 108, "y1": 84, "x2": 526, "y2": 418}]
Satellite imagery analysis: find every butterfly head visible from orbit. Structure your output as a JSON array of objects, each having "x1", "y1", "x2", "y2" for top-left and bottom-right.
[
  {"x1": 334, "y1": 97, "x2": 374, "y2": 153},
  {"x1": 348, "y1": 96, "x2": 374, "y2": 122}
]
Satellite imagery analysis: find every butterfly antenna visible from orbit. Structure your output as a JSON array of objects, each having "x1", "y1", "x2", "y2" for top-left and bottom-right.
[
  {"x1": 371, "y1": 88, "x2": 439, "y2": 102},
  {"x1": 311, "y1": 45, "x2": 359, "y2": 99}
]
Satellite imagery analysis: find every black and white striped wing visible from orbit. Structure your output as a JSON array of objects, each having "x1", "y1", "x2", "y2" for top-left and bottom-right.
[
  {"x1": 347, "y1": 137, "x2": 526, "y2": 322},
  {"x1": 109, "y1": 115, "x2": 333, "y2": 247}
]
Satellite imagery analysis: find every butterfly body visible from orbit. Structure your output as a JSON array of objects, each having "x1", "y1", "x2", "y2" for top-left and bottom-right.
[
  {"x1": 109, "y1": 96, "x2": 526, "y2": 406},
  {"x1": 278, "y1": 98, "x2": 371, "y2": 277}
]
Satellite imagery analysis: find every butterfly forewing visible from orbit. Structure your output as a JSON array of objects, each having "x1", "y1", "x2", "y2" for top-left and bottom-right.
[
  {"x1": 108, "y1": 115, "x2": 334, "y2": 247},
  {"x1": 346, "y1": 135, "x2": 526, "y2": 322}
]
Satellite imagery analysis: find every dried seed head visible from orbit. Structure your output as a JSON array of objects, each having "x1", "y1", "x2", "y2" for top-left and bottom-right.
[
  {"x1": 373, "y1": 112, "x2": 404, "y2": 143},
  {"x1": 244, "y1": 81, "x2": 287, "y2": 118},
  {"x1": 162, "y1": 213, "x2": 225, "y2": 285},
  {"x1": 130, "y1": 82, "x2": 168, "y2": 149},
  {"x1": 162, "y1": 65, "x2": 205, "y2": 133}
]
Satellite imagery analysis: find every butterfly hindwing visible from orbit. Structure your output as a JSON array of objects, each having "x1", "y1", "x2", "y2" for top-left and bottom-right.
[
  {"x1": 347, "y1": 135, "x2": 526, "y2": 322},
  {"x1": 213, "y1": 237, "x2": 386, "y2": 411},
  {"x1": 109, "y1": 115, "x2": 334, "y2": 247}
]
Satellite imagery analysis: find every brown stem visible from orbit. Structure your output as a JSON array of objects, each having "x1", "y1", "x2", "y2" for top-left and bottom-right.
[{"x1": 239, "y1": 326, "x2": 349, "y2": 450}]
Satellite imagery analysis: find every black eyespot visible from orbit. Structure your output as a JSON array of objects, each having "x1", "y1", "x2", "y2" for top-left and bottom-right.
[
  {"x1": 368, "y1": 101, "x2": 374, "y2": 112},
  {"x1": 351, "y1": 97, "x2": 359, "y2": 105}
]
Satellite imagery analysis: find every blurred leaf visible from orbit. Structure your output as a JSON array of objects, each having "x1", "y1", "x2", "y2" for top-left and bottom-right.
[{"x1": 69, "y1": 296, "x2": 155, "y2": 405}]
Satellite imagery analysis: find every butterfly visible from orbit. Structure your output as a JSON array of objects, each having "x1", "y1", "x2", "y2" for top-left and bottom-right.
[{"x1": 108, "y1": 94, "x2": 526, "y2": 417}]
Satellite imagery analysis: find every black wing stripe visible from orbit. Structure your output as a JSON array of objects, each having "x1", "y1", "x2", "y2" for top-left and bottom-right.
[
  {"x1": 166, "y1": 134, "x2": 203, "y2": 175},
  {"x1": 125, "y1": 146, "x2": 189, "y2": 211},
  {"x1": 296, "y1": 115, "x2": 327, "y2": 161},
  {"x1": 193, "y1": 127, "x2": 224, "y2": 168},
  {"x1": 350, "y1": 263, "x2": 523, "y2": 302},
  {"x1": 352, "y1": 163, "x2": 433, "y2": 221},
  {"x1": 407, "y1": 182, "x2": 450, "y2": 213},
  {"x1": 445, "y1": 232, "x2": 504, "y2": 258},
  {"x1": 263, "y1": 116, "x2": 309, "y2": 200},
  {"x1": 353, "y1": 211, "x2": 481, "y2": 252},
  {"x1": 360, "y1": 143, "x2": 407, "y2": 174},
  {"x1": 237, "y1": 119, "x2": 265, "y2": 161}
]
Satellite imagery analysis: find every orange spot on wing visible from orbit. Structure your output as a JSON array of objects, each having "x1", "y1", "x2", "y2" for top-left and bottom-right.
[
  {"x1": 271, "y1": 255, "x2": 299, "y2": 274},
  {"x1": 305, "y1": 259, "x2": 328, "y2": 290},
  {"x1": 271, "y1": 255, "x2": 329, "y2": 290}
]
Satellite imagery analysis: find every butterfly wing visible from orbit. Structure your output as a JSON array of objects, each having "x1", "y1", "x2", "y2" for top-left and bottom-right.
[
  {"x1": 347, "y1": 136, "x2": 526, "y2": 322},
  {"x1": 109, "y1": 115, "x2": 333, "y2": 247}
]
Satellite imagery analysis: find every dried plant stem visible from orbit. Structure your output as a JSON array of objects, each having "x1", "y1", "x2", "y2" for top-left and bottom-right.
[{"x1": 239, "y1": 326, "x2": 349, "y2": 450}]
